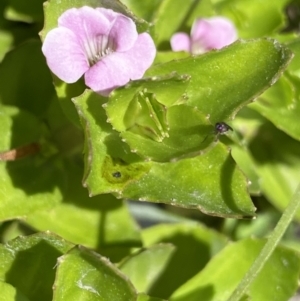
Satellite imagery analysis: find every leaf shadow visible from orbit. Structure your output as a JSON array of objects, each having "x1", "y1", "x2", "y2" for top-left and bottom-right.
[
  {"x1": 5, "y1": 240, "x2": 64, "y2": 301},
  {"x1": 147, "y1": 232, "x2": 212, "y2": 299}
]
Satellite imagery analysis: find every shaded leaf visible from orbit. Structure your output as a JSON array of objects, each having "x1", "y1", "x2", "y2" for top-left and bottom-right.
[
  {"x1": 119, "y1": 244, "x2": 176, "y2": 292},
  {"x1": 140, "y1": 223, "x2": 228, "y2": 299},
  {"x1": 233, "y1": 108, "x2": 300, "y2": 220},
  {"x1": 0, "y1": 105, "x2": 64, "y2": 221},
  {"x1": 251, "y1": 73, "x2": 300, "y2": 141},
  {"x1": 0, "y1": 232, "x2": 73, "y2": 301},
  {"x1": 25, "y1": 159, "x2": 142, "y2": 262},
  {"x1": 0, "y1": 40, "x2": 55, "y2": 117},
  {"x1": 5, "y1": 0, "x2": 44, "y2": 23},
  {"x1": 171, "y1": 238, "x2": 300, "y2": 301}
]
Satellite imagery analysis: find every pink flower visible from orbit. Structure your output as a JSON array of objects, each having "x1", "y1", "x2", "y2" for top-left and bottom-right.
[
  {"x1": 171, "y1": 17, "x2": 237, "y2": 54},
  {"x1": 42, "y1": 6, "x2": 156, "y2": 96}
]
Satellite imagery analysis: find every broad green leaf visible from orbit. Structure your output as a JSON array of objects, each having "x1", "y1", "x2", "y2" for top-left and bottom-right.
[
  {"x1": 215, "y1": 0, "x2": 288, "y2": 38},
  {"x1": 147, "y1": 39, "x2": 292, "y2": 123},
  {"x1": 0, "y1": 232, "x2": 73, "y2": 301},
  {"x1": 233, "y1": 108, "x2": 300, "y2": 220},
  {"x1": 5, "y1": 0, "x2": 44, "y2": 23},
  {"x1": 0, "y1": 282, "x2": 30, "y2": 301},
  {"x1": 119, "y1": 244, "x2": 176, "y2": 292},
  {"x1": 122, "y1": 143, "x2": 255, "y2": 217},
  {"x1": 53, "y1": 246, "x2": 137, "y2": 301},
  {"x1": 75, "y1": 91, "x2": 255, "y2": 217},
  {"x1": 141, "y1": 223, "x2": 228, "y2": 299},
  {"x1": 0, "y1": 40, "x2": 55, "y2": 117},
  {"x1": 251, "y1": 73, "x2": 300, "y2": 141},
  {"x1": 25, "y1": 159, "x2": 142, "y2": 262},
  {"x1": 75, "y1": 89, "x2": 255, "y2": 217},
  {"x1": 0, "y1": 105, "x2": 64, "y2": 221},
  {"x1": 171, "y1": 238, "x2": 300, "y2": 301}
]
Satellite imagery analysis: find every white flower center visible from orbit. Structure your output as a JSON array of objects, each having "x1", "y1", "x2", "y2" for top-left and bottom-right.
[{"x1": 84, "y1": 34, "x2": 115, "y2": 66}]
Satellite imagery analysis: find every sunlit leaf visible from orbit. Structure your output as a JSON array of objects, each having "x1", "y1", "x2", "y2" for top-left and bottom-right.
[{"x1": 53, "y1": 246, "x2": 137, "y2": 301}]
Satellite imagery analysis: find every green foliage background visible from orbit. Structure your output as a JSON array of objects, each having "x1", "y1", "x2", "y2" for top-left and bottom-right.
[{"x1": 1, "y1": 0, "x2": 300, "y2": 300}]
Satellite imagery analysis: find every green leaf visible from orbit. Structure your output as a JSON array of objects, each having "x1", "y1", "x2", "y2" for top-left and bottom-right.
[
  {"x1": 53, "y1": 246, "x2": 137, "y2": 301},
  {"x1": 232, "y1": 108, "x2": 300, "y2": 220},
  {"x1": 119, "y1": 244, "x2": 176, "y2": 292},
  {"x1": 147, "y1": 39, "x2": 292, "y2": 124},
  {"x1": 122, "y1": 143, "x2": 256, "y2": 217},
  {"x1": 0, "y1": 40, "x2": 55, "y2": 117},
  {"x1": 286, "y1": 38, "x2": 300, "y2": 77},
  {"x1": 75, "y1": 90, "x2": 255, "y2": 217},
  {"x1": 0, "y1": 281, "x2": 30, "y2": 301},
  {"x1": 171, "y1": 238, "x2": 300, "y2": 301},
  {"x1": 5, "y1": 0, "x2": 44, "y2": 23},
  {"x1": 251, "y1": 73, "x2": 300, "y2": 141},
  {"x1": 141, "y1": 223, "x2": 228, "y2": 299},
  {"x1": 24, "y1": 159, "x2": 142, "y2": 262},
  {"x1": 0, "y1": 105, "x2": 64, "y2": 221},
  {"x1": 73, "y1": 90, "x2": 151, "y2": 195},
  {"x1": 0, "y1": 30, "x2": 13, "y2": 62},
  {"x1": 0, "y1": 232, "x2": 73, "y2": 301},
  {"x1": 106, "y1": 73, "x2": 216, "y2": 162},
  {"x1": 215, "y1": 0, "x2": 288, "y2": 38}
]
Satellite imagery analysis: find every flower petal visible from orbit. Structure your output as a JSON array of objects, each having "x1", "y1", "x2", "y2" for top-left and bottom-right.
[
  {"x1": 122, "y1": 32, "x2": 156, "y2": 80},
  {"x1": 58, "y1": 6, "x2": 111, "y2": 42},
  {"x1": 170, "y1": 32, "x2": 191, "y2": 52},
  {"x1": 95, "y1": 7, "x2": 120, "y2": 22},
  {"x1": 191, "y1": 17, "x2": 237, "y2": 51},
  {"x1": 42, "y1": 27, "x2": 88, "y2": 83},
  {"x1": 109, "y1": 14, "x2": 138, "y2": 52},
  {"x1": 85, "y1": 32, "x2": 156, "y2": 96}
]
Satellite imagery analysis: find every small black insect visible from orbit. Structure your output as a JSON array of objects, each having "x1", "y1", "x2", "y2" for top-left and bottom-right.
[
  {"x1": 215, "y1": 122, "x2": 233, "y2": 135},
  {"x1": 112, "y1": 171, "x2": 122, "y2": 178}
]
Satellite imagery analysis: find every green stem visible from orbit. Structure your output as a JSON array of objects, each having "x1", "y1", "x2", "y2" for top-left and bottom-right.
[{"x1": 228, "y1": 183, "x2": 300, "y2": 301}]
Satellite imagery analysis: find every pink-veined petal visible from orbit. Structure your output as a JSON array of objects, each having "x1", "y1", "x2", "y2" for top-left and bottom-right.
[
  {"x1": 191, "y1": 17, "x2": 237, "y2": 51},
  {"x1": 58, "y1": 6, "x2": 110, "y2": 42},
  {"x1": 109, "y1": 14, "x2": 138, "y2": 52},
  {"x1": 42, "y1": 27, "x2": 89, "y2": 83},
  {"x1": 85, "y1": 32, "x2": 156, "y2": 96},
  {"x1": 170, "y1": 33, "x2": 191, "y2": 52}
]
